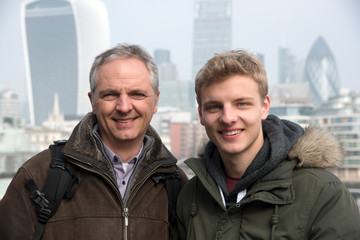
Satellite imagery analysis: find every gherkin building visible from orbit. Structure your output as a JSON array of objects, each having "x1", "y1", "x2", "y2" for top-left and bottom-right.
[{"x1": 303, "y1": 36, "x2": 340, "y2": 108}]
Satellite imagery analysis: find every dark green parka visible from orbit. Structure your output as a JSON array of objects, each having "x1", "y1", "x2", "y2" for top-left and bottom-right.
[{"x1": 177, "y1": 116, "x2": 360, "y2": 240}]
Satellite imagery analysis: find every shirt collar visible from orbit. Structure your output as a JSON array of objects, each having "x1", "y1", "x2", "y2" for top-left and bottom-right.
[
  {"x1": 92, "y1": 123, "x2": 149, "y2": 163},
  {"x1": 103, "y1": 140, "x2": 144, "y2": 164}
]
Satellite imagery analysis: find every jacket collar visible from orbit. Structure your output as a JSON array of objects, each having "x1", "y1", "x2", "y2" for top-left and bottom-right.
[
  {"x1": 62, "y1": 113, "x2": 177, "y2": 176},
  {"x1": 186, "y1": 157, "x2": 297, "y2": 206}
]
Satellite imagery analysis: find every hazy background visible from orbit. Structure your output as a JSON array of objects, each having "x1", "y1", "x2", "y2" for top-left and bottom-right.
[{"x1": 1, "y1": 0, "x2": 359, "y2": 104}]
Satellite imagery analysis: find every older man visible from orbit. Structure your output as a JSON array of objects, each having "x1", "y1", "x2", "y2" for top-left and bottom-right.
[{"x1": 0, "y1": 44, "x2": 187, "y2": 240}]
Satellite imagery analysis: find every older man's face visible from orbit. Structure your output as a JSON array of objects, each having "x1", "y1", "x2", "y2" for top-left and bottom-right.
[{"x1": 89, "y1": 57, "x2": 159, "y2": 154}]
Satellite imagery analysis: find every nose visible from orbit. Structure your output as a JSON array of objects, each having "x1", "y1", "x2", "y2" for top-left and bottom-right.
[
  {"x1": 115, "y1": 95, "x2": 132, "y2": 113},
  {"x1": 220, "y1": 105, "x2": 236, "y2": 124}
]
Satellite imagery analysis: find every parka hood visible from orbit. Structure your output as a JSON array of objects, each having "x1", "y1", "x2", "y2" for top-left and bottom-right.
[{"x1": 289, "y1": 125, "x2": 344, "y2": 168}]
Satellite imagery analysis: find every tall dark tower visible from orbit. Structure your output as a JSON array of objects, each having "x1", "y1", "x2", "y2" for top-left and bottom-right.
[
  {"x1": 192, "y1": 0, "x2": 232, "y2": 80},
  {"x1": 21, "y1": 0, "x2": 109, "y2": 125}
]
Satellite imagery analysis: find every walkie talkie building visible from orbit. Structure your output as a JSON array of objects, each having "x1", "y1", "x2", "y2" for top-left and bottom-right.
[{"x1": 21, "y1": 0, "x2": 109, "y2": 125}]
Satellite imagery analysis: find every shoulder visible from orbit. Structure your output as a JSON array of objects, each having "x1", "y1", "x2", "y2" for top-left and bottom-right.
[
  {"x1": 292, "y1": 167, "x2": 345, "y2": 198},
  {"x1": 292, "y1": 168, "x2": 360, "y2": 236},
  {"x1": 184, "y1": 157, "x2": 206, "y2": 175},
  {"x1": 293, "y1": 167, "x2": 341, "y2": 184},
  {"x1": 292, "y1": 167, "x2": 358, "y2": 215},
  {"x1": 22, "y1": 149, "x2": 51, "y2": 176},
  {"x1": 0, "y1": 148, "x2": 51, "y2": 209},
  {"x1": 9, "y1": 148, "x2": 52, "y2": 191}
]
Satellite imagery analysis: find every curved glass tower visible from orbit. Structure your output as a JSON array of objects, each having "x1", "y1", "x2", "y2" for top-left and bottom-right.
[
  {"x1": 21, "y1": 0, "x2": 109, "y2": 125},
  {"x1": 303, "y1": 36, "x2": 340, "y2": 108}
]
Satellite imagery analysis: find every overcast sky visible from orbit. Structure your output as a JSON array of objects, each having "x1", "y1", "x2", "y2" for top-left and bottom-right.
[{"x1": 1, "y1": 0, "x2": 359, "y2": 102}]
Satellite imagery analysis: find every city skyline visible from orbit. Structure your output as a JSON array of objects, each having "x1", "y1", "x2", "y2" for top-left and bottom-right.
[{"x1": 0, "y1": 0, "x2": 359, "y2": 105}]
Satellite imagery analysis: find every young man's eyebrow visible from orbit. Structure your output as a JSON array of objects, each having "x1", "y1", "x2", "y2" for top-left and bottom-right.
[{"x1": 234, "y1": 97, "x2": 255, "y2": 101}]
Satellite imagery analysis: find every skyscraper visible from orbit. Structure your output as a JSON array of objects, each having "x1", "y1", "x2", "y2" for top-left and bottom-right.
[
  {"x1": 0, "y1": 89, "x2": 22, "y2": 125},
  {"x1": 153, "y1": 49, "x2": 195, "y2": 112},
  {"x1": 21, "y1": 0, "x2": 109, "y2": 125},
  {"x1": 278, "y1": 47, "x2": 305, "y2": 84},
  {"x1": 278, "y1": 47, "x2": 296, "y2": 84},
  {"x1": 303, "y1": 36, "x2": 340, "y2": 108},
  {"x1": 154, "y1": 49, "x2": 178, "y2": 82},
  {"x1": 154, "y1": 49, "x2": 171, "y2": 66},
  {"x1": 192, "y1": 0, "x2": 232, "y2": 80}
]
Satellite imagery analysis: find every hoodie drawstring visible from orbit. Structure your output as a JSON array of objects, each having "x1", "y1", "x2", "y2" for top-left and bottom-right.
[{"x1": 270, "y1": 205, "x2": 279, "y2": 240}]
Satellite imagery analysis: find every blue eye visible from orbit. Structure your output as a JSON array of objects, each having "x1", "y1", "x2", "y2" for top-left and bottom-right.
[{"x1": 206, "y1": 105, "x2": 220, "y2": 112}]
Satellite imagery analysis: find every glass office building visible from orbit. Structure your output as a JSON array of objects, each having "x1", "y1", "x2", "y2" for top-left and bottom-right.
[
  {"x1": 192, "y1": 0, "x2": 232, "y2": 79},
  {"x1": 21, "y1": 0, "x2": 109, "y2": 125},
  {"x1": 303, "y1": 36, "x2": 340, "y2": 108}
]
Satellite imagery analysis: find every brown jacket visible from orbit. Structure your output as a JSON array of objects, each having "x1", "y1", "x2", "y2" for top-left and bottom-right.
[{"x1": 0, "y1": 113, "x2": 187, "y2": 240}]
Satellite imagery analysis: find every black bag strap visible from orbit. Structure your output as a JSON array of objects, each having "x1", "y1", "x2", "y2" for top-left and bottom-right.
[
  {"x1": 152, "y1": 166, "x2": 181, "y2": 240},
  {"x1": 165, "y1": 167, "x2": 181, "y2": 226},
  {"x1": 161, "y1": 145, "x2": 182, "y2": 240},
  {"x1": 25, "y1": 140, "x2": 81, "y2": 240}
]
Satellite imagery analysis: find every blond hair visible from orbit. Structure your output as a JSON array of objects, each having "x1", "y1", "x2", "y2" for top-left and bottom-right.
[{"x1": 195, "y1": 49, "x2": 268, "y2": 106}]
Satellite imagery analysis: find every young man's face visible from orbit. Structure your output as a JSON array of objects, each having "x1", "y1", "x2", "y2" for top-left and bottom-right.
[
  {"x1": 88, "y1": 57, "x2": 159, "y2": 150},
  {"x1": 198, "y1": 75, "x2": 270, "y2": 159}
]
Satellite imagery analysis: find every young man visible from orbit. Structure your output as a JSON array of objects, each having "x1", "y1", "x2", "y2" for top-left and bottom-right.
[
  {"x1": 176, "y1": 49, "x2": 360, "y2": 239},
  {"x1": 0, "y1": 44, "x2": 187, "y2": 240}
]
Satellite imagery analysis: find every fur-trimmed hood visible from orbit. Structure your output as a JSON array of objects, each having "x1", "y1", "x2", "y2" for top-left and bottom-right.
[{"x1": 289, "y1": 126, "x2": 344, "y2": 168}]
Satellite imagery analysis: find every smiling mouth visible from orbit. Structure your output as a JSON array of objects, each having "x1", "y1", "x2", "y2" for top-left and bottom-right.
[
  {"x1": 115, "y1": 118, "x2": 134, "y2": 123},
  {"x1": 221, "y1": 129, "x2": 243, "y2": 136}
]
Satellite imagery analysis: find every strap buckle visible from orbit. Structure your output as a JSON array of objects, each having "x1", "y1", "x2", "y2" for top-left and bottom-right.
[
  {"x1": 31, "y1": 190, "x2": 49, "y2": 209},
  {"x1": 38, "y1": 208, "x2": 52, "y2": 224}
]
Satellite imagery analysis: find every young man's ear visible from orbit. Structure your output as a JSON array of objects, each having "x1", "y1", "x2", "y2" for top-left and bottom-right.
[
  {"x1": 261, "y1": 95, "x2": 271, "y2": 120},
  {"x1": 198, "y1": 105, "x2": 205, "y2": 126}
]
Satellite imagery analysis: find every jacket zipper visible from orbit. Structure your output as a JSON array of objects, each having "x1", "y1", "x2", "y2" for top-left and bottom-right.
[
  {"x1": 123, "y1": 207, "x2": 129, "y2": 240},
  {"x1": 69, "y1": 158, "x2": 128, "y2": 239},
  {"x1": 121, "y1": 164, "x2": 174, "y2": 239},
  {"x1": 67, "y1": 154, "x2": 175, "y2": 240},
  {"x1": 121, "y1": 170, "x2": 158, "y2": 240}
]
